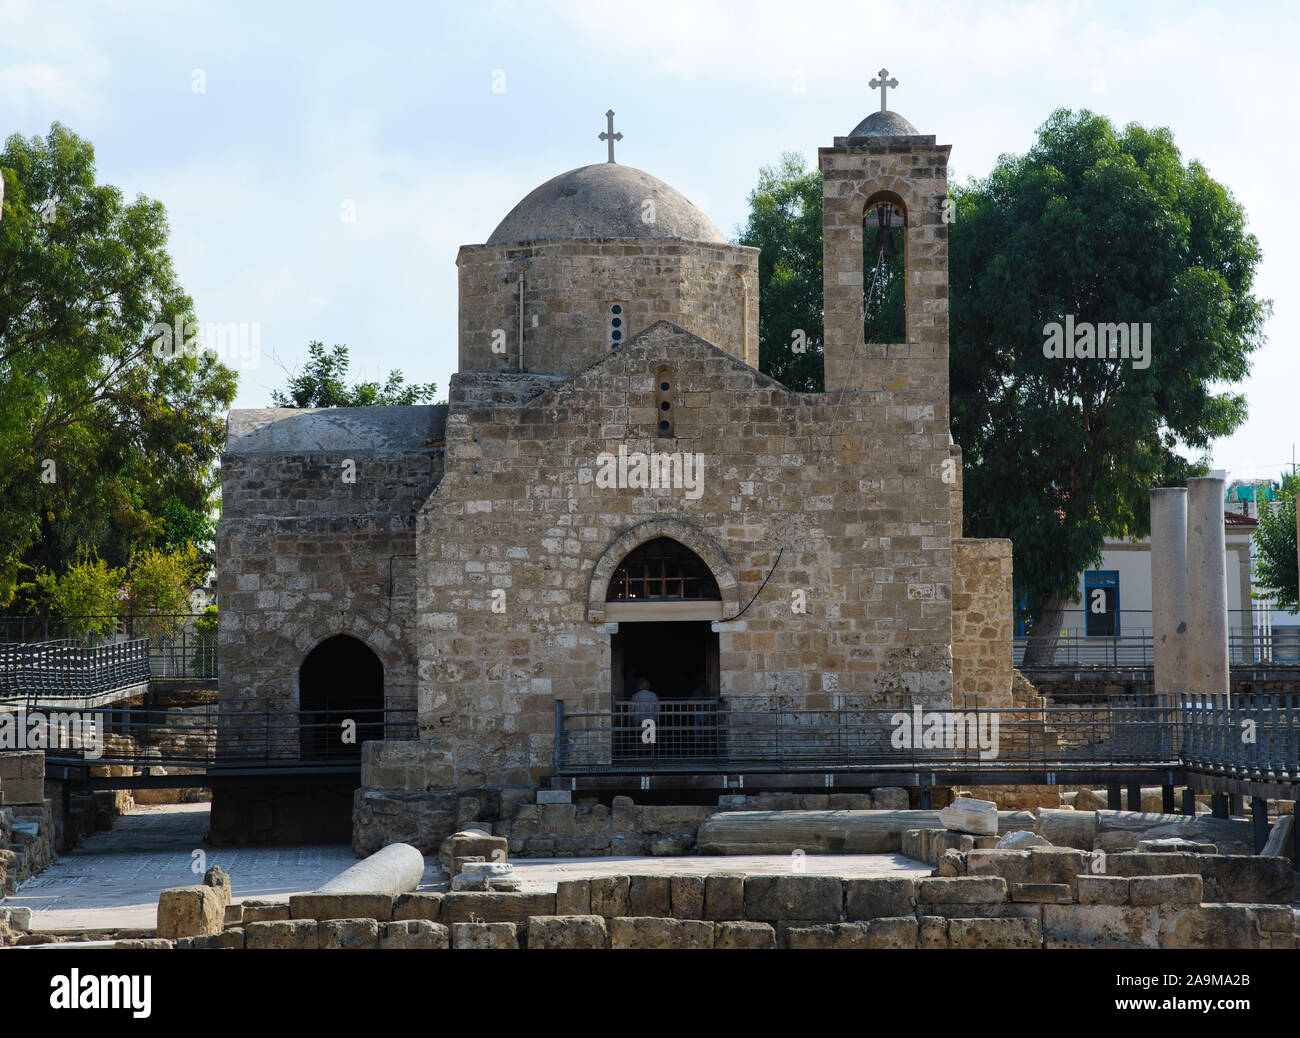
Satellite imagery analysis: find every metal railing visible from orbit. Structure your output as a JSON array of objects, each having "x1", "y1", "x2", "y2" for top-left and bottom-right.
[
  {"x1": 37, "y1": 705, "x2": 417, "y2": 769},
  {"x1": 0, "y1": 638, "x2": 151, "y2": 704},
  {"x1": 1014, "y1": 610, "x2": 1300, "y2": 667},
  {"x1": 0, "y1": 614, "x2": 217, "y2": 680},
  {"x1": 554, "y1": 697, "x2": 1183, "y2": 773}
]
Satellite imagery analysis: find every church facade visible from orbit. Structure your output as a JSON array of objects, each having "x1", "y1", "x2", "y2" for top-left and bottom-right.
[{"x1": 212, "y1": 97, "x2": 1014, "y2": 848}]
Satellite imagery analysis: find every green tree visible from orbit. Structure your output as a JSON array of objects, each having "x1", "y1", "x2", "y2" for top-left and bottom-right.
[
  {"x1": 124, "y1": 545, "x2": 203, "y2": 641},
  {"x1": 29, "y1": 548, "x2": 123, "y2": 640},
  {"x1": 0, "y1": 123, "x2": 237, "y2": 606},
  {"x1": 951, "y1": 110, "x2": 1268, "y2": 662},
  {"x1": 737, "y1": 154, "x2": 824, "y2": 391},
  {"x1": 271, "y1": 342, "x2": 438, "y2": 407},
  {"x1": 1254, "y1": 475, "x2": 1299, "y2": 613}
]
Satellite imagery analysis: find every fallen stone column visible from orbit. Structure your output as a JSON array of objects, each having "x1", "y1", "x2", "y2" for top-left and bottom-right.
[
  {"x1": 694, "y1": 809, "x2": 1037, "y2": 855},
  {"x1": 316, "y1": 842, "x2": 425, "y2": 895},
  {"x1": 1094, "y1": 810, "x2": 1254, "y2": 856}
]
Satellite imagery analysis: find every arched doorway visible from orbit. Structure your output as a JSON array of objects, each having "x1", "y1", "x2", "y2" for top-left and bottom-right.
[
  {"x1": 298, "y1": 635, "x2": 384, "y2": 762},
  {"x1": 606, "y1": 537, "x2": 721, "y2": 760}
]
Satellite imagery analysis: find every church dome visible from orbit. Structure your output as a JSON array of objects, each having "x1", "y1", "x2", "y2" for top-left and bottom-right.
[
  {"x1": 848, "y1": 109, "x2": 920, "y2": 138},
  {"x1": 486, "y1": 163, "x2": 726, "y2": 246}
]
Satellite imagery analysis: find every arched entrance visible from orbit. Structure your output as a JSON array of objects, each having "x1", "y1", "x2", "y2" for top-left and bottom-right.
[
  {"x1": 606, "y1": 537, "x2": 721, "y2": 760},
  {"x1": 298, "y1": 634, "x2": 384, "y2": 762}
]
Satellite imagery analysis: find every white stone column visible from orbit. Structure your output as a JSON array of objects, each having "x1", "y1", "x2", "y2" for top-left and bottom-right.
[
  {"x1": 1150, "y1": 488, "x2": 1188, "y2": 697},
  {"x1": 1186, "y1": 476, "x2": 1230, "y2": 698}
]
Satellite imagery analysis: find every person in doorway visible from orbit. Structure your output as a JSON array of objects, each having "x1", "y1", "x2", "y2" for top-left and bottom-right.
[{"x1": 629, "y1": 677, "x2": 660, "y2": 727}]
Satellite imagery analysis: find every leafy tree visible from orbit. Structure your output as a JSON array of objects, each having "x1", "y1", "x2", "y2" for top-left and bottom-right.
[
  {"x1": 951, "y1": 110, "x2": 1268, "y2": 661},
  {"x1": 29, "y1": 548, "x2": 123, "y2": 640},
  {"x1": 271, "y1": 342, "x2": 438, "y2": 407},
  {"x1": 0, "y1": 123, "x2": 237, "y2": 606},
  {"x1": 124, "y1": 545, "x2": 203, "y2": 640},
  {"x1": 737, "y1": 154, "x2": 824, "y2": 391},
  {"x1": 1254, "y1": 475, "x2": 1299, "y2": 613}
]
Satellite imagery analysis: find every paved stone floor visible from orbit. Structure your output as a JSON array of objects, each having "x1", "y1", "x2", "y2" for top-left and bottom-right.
[{"x1": 3, "y1": 804, "x2": 930, "y2": 931}]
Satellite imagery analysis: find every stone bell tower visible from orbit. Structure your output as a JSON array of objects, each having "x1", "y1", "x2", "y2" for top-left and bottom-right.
[{"x1": 819, "y1": 69, "x2": 951, "y2": 402}]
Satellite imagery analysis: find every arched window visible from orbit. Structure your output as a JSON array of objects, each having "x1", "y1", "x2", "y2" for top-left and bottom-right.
[
  {"x1": 606, "y1": 537, "x2": 720, "y2": 602},
  {"x1": 863, "y1": 197, "x2": 906, "y2": 343}
]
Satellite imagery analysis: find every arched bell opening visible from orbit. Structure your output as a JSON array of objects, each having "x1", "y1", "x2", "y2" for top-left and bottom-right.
[{"x1": 862, "y1": 192, "x2": 907, "y2": 344}]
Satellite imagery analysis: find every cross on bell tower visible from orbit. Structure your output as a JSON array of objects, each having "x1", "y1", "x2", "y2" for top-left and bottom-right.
[
  {"x1": 869, "y1": 68, "x2": 898, "y2": 112},
  {"x1": 599, "y1": 110, "x2": 622, "y2": 164}
]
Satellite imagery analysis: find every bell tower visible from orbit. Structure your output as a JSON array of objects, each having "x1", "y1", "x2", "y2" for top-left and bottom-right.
[{"x1": 820, "y1": 70, "x2": 951, "y2": 401}]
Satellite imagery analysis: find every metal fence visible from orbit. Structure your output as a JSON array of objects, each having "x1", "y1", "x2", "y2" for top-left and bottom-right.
[
  {"x1": 1014, "y1": 609, "x2": 1300, "y2": 667},
  {"x1": 37, "y1": 705, "x2": 418, "y2": 769},
  {"x1": 0, "y1": 614, "x2": 216, "y2": 680},
  {"x1": 0, "y1": 639, "x2": 151, "y2": 705},
  {"x1": 554, "y1": 696, "x2": 1184, "y2": 773}
]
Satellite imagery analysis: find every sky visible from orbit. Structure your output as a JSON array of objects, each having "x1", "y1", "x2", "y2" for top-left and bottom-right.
[{"x1": 3, "y1": 0, "x2": 1297, "y2": 483}]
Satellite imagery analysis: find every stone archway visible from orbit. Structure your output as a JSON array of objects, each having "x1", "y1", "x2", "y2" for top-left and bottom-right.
[
  {"x1": 298, "y1": 634, "x2": 384, "y2": 762},
  {"x1": 586, "y1": 517, "x2": 740, "y2": 624}
]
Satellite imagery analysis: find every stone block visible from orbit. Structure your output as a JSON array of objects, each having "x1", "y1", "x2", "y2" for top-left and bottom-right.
[
  {"x1": 627, "y1": 875, "x2": 671, "y2": 917},
  {"x1": 0, "y1": 779, "x2": 44, "y2": 805},
  {"x1": 318, "y1": 917, "x2": 380, "y2": 949},
  {"x1": 743, "y1": 875, "x2": 843, "y2": 922},
  {"x1": 1076, "y1": 875, "x2": 1129, "y2": 905},
  {"x1": 381, "y1": 919, "x2": 450, "y2": 949},
  {"x1": 947, "y1": 917, "x2": 1041, "y2": 949},
  {"x1": 157, "y1": 885, "x2": 224, "y2": 939},
  {"x1": 939, "y1": 797, "x2": 997, "y2": 836},
  {"x1": 392, "y1": 892, "x2": 443, "y2": 922},
  {"x1": 917, "y1": 877, "x2": 1007, "y2": 905},
  {"x1": 289, "y1": 892, "x2": 393, "y2": 921},
  {"x1": 713, "y1": 921, "x2": 776, "y2": 949},
  {"x1": 452, "y1": 921, "x2": 519, "y2": 949},
  {"x1": 670, "y1": 875, "x2": 705, "y2": 919},
  {"x1": 239, "y1": 899, "x2": 290, "y2": 923},
  {"x1": 526, "y1": 915, "x2": 607, "y2": 950},
  {"x1": 438, "y1": 831, "x2": 508, "y2": 873},
  {"x1": 843, "y1": 877, "x2": 916, "y2": 920},
  {"x1": 609, "y1": 917, "x2": 714, "y2": 949},
  {"x1": 1011, "y1": 883, "x2": 1071, "y2": 904},
  {"x1": 536, "y1": 790, "x2": 572, "y2": 804},
  {"x1": 589, "y1": 876, "x2": 630, "y2": 918},
  {"x1": 1128, "y1": 874, "x2": 1202, "y2": 906},
  {"x1": 996, "y1": 830, "x2": 1052, "y2": 850},
  {"x1": 1029, "y1": 847, "x2": 1091, "y2": 896},
  {"x1": 203, "y1": 865, "x2": 232, "y2": 909},
  {"x1": 917, "y1": 915, "x2": 948, "y2": 949},
  {"x1": 704, "y1": 873, "x2": 744, "y2": 920},
  {"x1": 964, "y1": 849, "x2": 1031, "y2": 885},
  {"x1": 190, "y1": 928, "x2": 245, "y2": 949},
  {"x1": 245, "y1": 919, "x2": 319, "y2": 950},
  {"x1": 1136, "y1": 838, "x2": 1216, "y2": 854},
  {"x1": 441, "y1": 892, "x2": 556, "y2": 924},
  {"x1": 871, "y1": 787, "x2": 910, "y2": 811},
  {"x1": 556, "y1": 879, "x2": 591, "y2": 916},
  {"x1": 786, "y1": 917, "x2": 918, "y2": 950}
]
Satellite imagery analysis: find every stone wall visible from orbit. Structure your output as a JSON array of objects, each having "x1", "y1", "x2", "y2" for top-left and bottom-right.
[
  {"x1": 412, "y1": 320, "x2": 955, "y2": 796},
  {"x1": 456, "y1": 240, "x2": 759, "y2": 378},
  {"x1": 951, "y1": 538, "x2": 1013, "y2": 708},
  {"x1": 145, "y1": 867, "x2": 1293, "y2": 950}
]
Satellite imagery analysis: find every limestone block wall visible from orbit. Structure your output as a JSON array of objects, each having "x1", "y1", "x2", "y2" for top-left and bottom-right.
[
  {"x1": 415, "y1": 321, "x2": 955, "y2": 793},
  {"x1": 951, "y1": 538, "x2": 1014, "y2": 709},
  {"x1": 217, "y1": 407, "x2": 447, "y2": 727},
  {"x1": 456, "y1": 240, "x2": 759, "y2": 377}
]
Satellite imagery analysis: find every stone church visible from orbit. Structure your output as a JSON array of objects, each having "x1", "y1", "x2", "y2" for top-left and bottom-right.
[{"x1": 212, "y1": 93, "x2": 1015, "y2": 848}]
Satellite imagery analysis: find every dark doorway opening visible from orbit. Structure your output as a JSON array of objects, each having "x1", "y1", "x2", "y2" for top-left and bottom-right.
[
  {"x1": 611, "y1": 620, "x2": 719, "y2": 760},
  {"x1": 298, "y1": 635, "x2": 384, "y2": 762}
]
